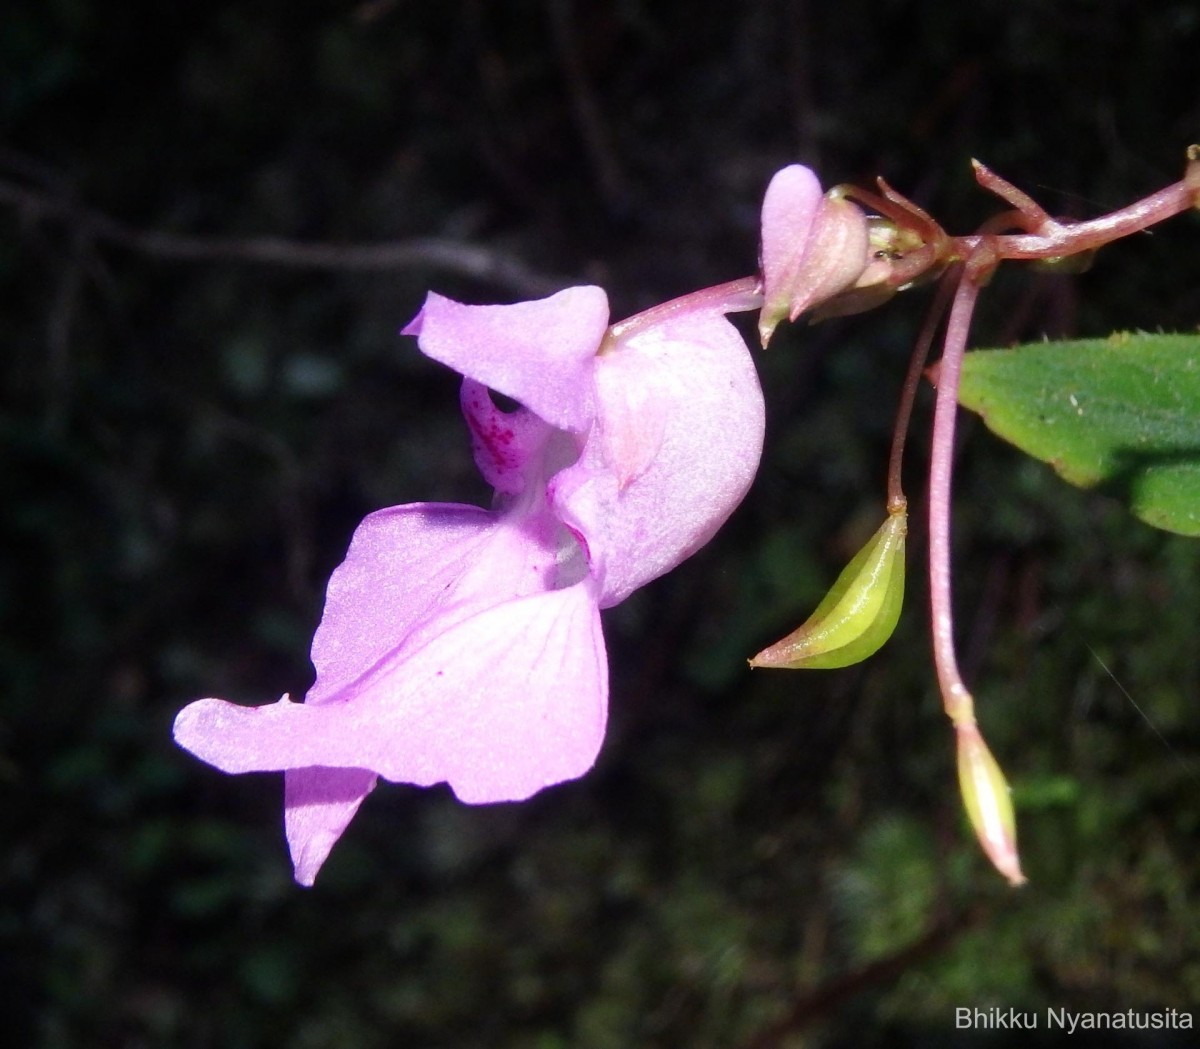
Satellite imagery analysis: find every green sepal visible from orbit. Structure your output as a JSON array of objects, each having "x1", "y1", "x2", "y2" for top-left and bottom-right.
[{"x1": 750, "y1": 506, "x2": 907, "y2": 670}]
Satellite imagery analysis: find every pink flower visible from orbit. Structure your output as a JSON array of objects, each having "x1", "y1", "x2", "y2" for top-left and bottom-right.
[{"x1": 173, "y1": 285, "x2": 765, "y2": 885}]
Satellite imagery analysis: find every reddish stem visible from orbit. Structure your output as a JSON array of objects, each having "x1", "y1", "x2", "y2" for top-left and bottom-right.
[
  {"x1": 926, "y1": 268, "x2": 987, "y2": 724},
  {"x1": 921, "y1": 157, "x2": 1197, "y2": 722},
  {"x1": 885, "y1": 269, "x2": 958, "y2": 511},
  {"x1": 965, "y1": 178, "x2": 1196, "y2": 262},
  {"x1": 970, "y1": 159, "x2": 1054, "y2": 232},
  {"x1": 607, "y1": 276, "x2": 762, "y2": 341}
]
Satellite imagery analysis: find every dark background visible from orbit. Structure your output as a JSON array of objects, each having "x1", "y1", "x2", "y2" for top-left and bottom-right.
[{"x1": 2, "y1": 1, "x2": 1199, "y2": 1046}]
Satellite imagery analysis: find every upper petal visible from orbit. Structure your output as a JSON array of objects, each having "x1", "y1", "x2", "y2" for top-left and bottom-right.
[
  {"x1": 554, "y1": 307, "x2": 765, "y2": 607},
  {"x1": 172, "y1": 580, "x2": 608, "y2": 803},
  {"x1": 403, "y1": 287, "x2": 608, "y2": 432}
]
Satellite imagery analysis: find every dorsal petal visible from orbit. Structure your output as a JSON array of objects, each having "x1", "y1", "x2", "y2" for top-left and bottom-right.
[{"x1": 403, "y1": 287, "x2": 608, "y2": 432}]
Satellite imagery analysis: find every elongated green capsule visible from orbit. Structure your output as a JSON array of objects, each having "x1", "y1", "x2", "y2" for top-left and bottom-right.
[{"x1": 750, "y1": 505, "x2": 906, "y2": 670}]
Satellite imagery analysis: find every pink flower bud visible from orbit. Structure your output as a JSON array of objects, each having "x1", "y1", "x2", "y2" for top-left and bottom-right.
[
  {"x1": 955, "y1": 720, "x2": 1026, "y2": 886},
  {"x1": 758, "y1": 165, "x2": 872, "y2": 346}
]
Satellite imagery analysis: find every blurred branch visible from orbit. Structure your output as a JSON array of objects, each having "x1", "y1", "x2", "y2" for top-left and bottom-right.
[
  {"x1": 44, "y1": 229, "x2": 88, "y2": 433},
  {"x1": 735, "y1": 906, "x2": 984, "y2": 1049},
  {"x1": 0, "y1": 173, "x2": 564, "y2": 296}
]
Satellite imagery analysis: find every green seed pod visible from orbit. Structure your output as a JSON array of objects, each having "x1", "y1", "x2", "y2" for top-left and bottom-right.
[{"x1": 750, "y1": 506, "x2": 906, "y2": 670}]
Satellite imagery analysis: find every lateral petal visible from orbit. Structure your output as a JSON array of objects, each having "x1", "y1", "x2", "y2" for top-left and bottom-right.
[
  {"x1": 284, "y1": 767, "x2": 378, "y2": 886},
  {"x1": 172, "y1": 581, "x2": 608, "y2": 803},
  {"x1": 306, "y1": 502, "x2": 565, "y2": 706}
]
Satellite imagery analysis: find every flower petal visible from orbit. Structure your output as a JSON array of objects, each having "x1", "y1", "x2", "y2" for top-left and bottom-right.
[
  {"x1": 460, "y1": 379, "x2": 579, "y2": 497},
  {"x1": 592, "y1": 347, "x2": 668, "y2": 488},
  {"x1": 307, "y1": 502, "x2": 567, "y2": 706},
  {"x1": 172, "y1": 580, "x2": 608, "y2": 803},
  {"x1": 284, "y1": 767, "x2": 377, "y2": 886},
  {"x1": 403, "y1": 287, "x2": 608, "y2": 432},
  {"x1": 759, "y1": 164, "x2": 823, "y2": 342},
  {"x1": 554, "y1": 308, "x2": 765, "y2": 607}
]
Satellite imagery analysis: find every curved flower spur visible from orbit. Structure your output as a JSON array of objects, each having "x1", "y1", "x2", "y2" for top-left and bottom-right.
[{"x1": 174, "y1": 283, "x2": 766, "y2": 885}]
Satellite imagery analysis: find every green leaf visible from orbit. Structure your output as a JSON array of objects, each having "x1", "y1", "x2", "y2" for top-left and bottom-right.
[{"x1": 957, "y1": 333, "x2": 1200, "y2": 536}]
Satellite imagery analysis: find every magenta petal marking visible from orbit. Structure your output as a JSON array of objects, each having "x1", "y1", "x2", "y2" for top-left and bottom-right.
[
  {"x1": 405, "y1": 287, "x2": 608, "y2": 432},
  {"x1": 459, "y1": 379, "x2": 555, "y2": 496}
]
